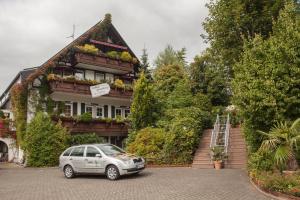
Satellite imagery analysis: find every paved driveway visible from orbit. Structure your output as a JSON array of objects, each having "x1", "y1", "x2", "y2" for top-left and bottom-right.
[{"x1": 0, "y1": 165, "x2": 271, "y2": 200}]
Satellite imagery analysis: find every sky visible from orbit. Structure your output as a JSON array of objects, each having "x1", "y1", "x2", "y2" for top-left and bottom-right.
[{"x1": 0, "y1": 0, "x2": 210, "y2": 94}]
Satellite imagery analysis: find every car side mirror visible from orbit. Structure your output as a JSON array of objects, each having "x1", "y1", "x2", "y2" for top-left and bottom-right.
[{"x1": 95, "y1": 154, "x2": 102, "y2": 158}]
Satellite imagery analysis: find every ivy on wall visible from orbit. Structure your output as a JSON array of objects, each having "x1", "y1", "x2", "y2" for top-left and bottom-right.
[{"x1": 11, "y1": 84, "x2": 28, "y2": 148}]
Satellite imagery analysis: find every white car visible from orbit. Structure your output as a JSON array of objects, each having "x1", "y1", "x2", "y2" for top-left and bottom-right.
[{"x1": 59, "y1": 144, "x2": 145, "y2": 180}]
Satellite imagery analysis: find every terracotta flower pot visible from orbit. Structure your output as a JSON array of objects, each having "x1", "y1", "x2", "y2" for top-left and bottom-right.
[{"x1": 214, "y1": 160, "x2": 222, "y2": 170}]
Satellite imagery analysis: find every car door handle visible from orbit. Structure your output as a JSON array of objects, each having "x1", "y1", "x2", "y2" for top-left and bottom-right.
[
  {"x1": 84, "y1": 159, "x2": 88, "y2": 161},
  {"x1": 69, "y1": 158, "x2": 73, "y2": 160}
]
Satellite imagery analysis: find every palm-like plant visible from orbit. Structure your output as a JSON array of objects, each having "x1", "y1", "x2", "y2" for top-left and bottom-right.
[{"x1": 258, "y1": 118, "x2": 300, "y2": 171}]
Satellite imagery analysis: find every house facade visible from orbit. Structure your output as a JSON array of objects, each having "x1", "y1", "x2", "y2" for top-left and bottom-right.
[{"x1": 0, "y1": 14, "x2": 139, "y2": 163}]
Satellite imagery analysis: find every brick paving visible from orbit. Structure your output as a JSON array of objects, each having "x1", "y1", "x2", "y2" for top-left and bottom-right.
[{"x1": 0, "y1": 165, "x2": 272, "y2": 200}]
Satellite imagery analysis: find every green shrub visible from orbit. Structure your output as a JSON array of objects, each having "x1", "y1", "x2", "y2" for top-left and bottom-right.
[
  {"x1": 106, "y1": 51, "x2": 120, "y2": 59},
  {"x1": 69, "y1": 133, "x2": 104, "y2": 146},
  {"x1": 258, "y1": 172, "x2": 300, "y2": 195},
  {"x1": 126, "y1": 127, "x2": 165, "y2": 164},
  {"x1": 0, "y1": 110, "x2": 4, "y2": 118},
  {"x1": 77, "y1": 112, "x2": 93, "y2": 122},
  {"x1": 120, "y1": 51, "x2": 132, "y2": 62},
  {"x1": 248, "y1": 152, "x2": 274, "y2": 172},
  {"x1": 24, "y1": 112, "x2": 69, "y2": 167}
]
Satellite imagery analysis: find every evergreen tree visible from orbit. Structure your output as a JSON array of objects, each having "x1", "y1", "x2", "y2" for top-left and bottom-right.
[
  {"x1": 232, "y1": 1, "x2": 300, "y2": 151},
  {"x1": 154, "y1": 45, "x2": 187, "y2": 68},
  {"x1": 127, "y1": 71, "x2": 159, "y2": 143},
  {"x1": 24, "y1": 112, "x2": 69, "y2": 167},
  {"x1": 140, "y1": 47, "x2": 151, "y2": 78}
]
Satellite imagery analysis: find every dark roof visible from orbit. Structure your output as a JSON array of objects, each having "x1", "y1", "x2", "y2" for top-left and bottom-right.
[{"x1": 0, "y1": 67, "x2": 38, "y2": 106}]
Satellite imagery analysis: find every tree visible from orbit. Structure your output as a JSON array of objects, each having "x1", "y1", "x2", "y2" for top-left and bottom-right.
[
  {"x1": 127, "y1": 71, "x2": 159, "y2": 143},
  {"x1": 232, "y1": 1, "x2": 300, "y2": 151},
  {"x1": 258, "y1": 118, "x2": 300, "y2": 171},
  {"x1": 190, "y1": 51, "x2": 230, "y2": 106},
  {"x1": 203, "y1": 0, "x2": 286, "y2": 77},
  {"x1": 154, "y1": 45, "x2": 187, "y2": 68},
  {"x1": 140, "y1": 47, "x2": 151, "y2": 78},
  {"x1": 24, "y1": 112, "x2": 69, "y2": 167}
]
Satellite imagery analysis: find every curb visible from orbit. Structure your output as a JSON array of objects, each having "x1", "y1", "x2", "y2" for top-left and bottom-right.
[{"x1": 250, "y1": 178, "x2": 299, "y2": 200}]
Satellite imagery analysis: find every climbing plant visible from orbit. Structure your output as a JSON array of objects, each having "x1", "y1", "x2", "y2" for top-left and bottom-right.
[{"x1": 11, "y1": 84, "x2": 28, "y2": 148}]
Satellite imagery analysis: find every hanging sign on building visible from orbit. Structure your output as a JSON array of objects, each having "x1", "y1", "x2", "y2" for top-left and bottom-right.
[{"x1": 90, "y1": 83, "x2": 111, "y2": 98}]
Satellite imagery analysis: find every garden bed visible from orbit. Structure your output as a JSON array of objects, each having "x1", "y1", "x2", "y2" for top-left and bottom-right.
[{"x1": 249, "y1": 171, "x2": 300, "y2": 199}]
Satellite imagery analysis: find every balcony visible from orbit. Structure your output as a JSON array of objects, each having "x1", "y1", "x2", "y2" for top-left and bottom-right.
[
  {"x1": 0, "y1": 120, "x2": 16, "y2": 139},
  {"x1": 52, "y1": 117, "x2": 129, "y2": 136},
  {"x1": 48, "y1": 79, "x2": 133, "y2": 99},
  {"x1": 74, "y1": 52, "x2": 134, "y2": 74}
]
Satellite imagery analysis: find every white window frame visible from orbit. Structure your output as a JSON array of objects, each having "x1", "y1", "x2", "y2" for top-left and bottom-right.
[
  {"x1": 64, "y1": 103, "x2": 73, "y2": 117},
  {"x1": 115, "y1": 108, "x2": 122, "y2": 118},
  {"x1": 95, "y1": 72, "x2": 105, "y2": 82},
  {"x1": 124, "y1": 109, "x2": 130, "y2": 118},
  {"x1": 85, "y1": 106, "x2": 93, "y2": 115},
  {"x1": 96, "y1": 106, "x2": 103, "y2": 118},
  {"x1": 85, "y1": 70, "x2": 95, "y2": 81},
  {"x1": 105, "y1": 73, "x2": 114, "y2": 83},
  {"x1": 75, "y1": 69, "x2": 84, "y2": 80}
]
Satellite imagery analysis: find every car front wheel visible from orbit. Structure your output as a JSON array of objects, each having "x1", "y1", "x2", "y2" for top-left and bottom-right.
[
  {"x1": 64, "y1": 165, "x2": 75, "y2": 179},
  {"x1": 106, "y1": 165, "x2": 120, "y2": 180}
]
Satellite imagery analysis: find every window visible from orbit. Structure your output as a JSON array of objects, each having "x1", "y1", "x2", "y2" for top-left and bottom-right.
[
  {"x1": 63, "y1": 148, "x2": 73, "y2": 156},
  {"x1": 75, "y1": 70, "x2": 84, "y2": 80},
  {"x1": 116, "y1": 108, "x2": 122, "y2": 117},
  {"x1": 64, "y1": 104, "x2": 72, "y2": 117},
  {"x1": 96, "y1": 144, "x2": 125, "y2": 156},
  {"x1": 95, "y1": 73, "x2": 105, "y2": 82},
  {"x1": 85, "y1": 70, "x2": 94, "y2": 80},
  {"x1": 124, "y1": 109, "x2": 130, "y2": 118},
  {"x1": 96, "y1": 107, "x2": 103, "y2": 118},
  {"x1": 70, "y1": 146, "x2": 85, "y2": 157},
  {"x1": 86, "y1": 106, "x2": 93, "y2": 114},
  {"x1": 105, "y1": 73, "x2": 114, "y2": 83},
  {"x1": 86, "y1": 147, "x2": 100, "y2": 157}
]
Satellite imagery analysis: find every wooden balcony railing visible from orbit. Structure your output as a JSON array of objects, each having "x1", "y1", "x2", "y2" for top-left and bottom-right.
[
  {"x1": 49, "y1": 80, "x2": 133, "y2": 99},
  {"x1": 52, "y1": 117, "x2": 128, "y2": 136},
  {"x1": 74, "y1": 52, "x2": 134, "y2": 74}
]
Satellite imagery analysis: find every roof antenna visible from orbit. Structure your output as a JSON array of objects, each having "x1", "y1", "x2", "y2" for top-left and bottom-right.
[{"x1": 66, "y1": 24, "x2": 76, "y2": 40}]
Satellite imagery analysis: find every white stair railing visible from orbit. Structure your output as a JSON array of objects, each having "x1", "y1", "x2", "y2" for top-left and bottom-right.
[
  {"x1": 210, "y1": 114, "x2": 230, "y2": 161},
  {"x1": 224, "y1": 114, "x2": 230, "y2": 154}
]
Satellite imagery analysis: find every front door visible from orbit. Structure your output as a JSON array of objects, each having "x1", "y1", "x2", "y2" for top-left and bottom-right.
[
  {"x1": 69, "y1": 146, "x2": 86, "y2": 172},
  {"x1": 84, "y1": 146, "x2": 105, "y2": 173}
]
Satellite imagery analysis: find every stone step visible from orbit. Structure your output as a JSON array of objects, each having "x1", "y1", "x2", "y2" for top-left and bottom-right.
[{"x1": 192, "y1": 164, "x2": 214, "y2": 169}]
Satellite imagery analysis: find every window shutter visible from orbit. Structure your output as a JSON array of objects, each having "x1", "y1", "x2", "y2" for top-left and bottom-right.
[
  {"x1": 104, "y1": 105, "x2": 108, "y2": 118},
  {"x1": 111, "y1": 106, "x2": 115, "y2": 118},
  {"x1": 81, "y1": 103, "x2": 85, "y2": 115},
  {"x1": 73, "y1": 102, "x2": 78, "y2": 116}
]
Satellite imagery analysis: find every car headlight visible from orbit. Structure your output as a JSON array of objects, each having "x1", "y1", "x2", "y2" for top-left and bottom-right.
[{"x1": 119, "y1": 158, "x2": 132, "y2": 165}]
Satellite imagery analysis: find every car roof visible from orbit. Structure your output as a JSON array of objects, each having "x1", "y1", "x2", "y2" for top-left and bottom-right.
[{"x1": 70, "y1": 143, "x2": 111, "y2": 148}]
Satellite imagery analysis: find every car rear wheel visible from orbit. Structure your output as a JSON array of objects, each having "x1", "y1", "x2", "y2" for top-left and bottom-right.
[
  {"x1": 106, "y1": 165, "x2": 120, "y2": 180},
  {"x1": 64, "y1": 165, "x2": 75, "y2": 179}
]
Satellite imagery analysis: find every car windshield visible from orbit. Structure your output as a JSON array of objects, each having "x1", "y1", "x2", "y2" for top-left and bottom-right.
[{"x1": 97, "y1": 144, "x2": 125, "y2": 156}]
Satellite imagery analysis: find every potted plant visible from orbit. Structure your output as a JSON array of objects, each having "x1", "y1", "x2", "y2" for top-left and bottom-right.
[{"x1": 211, "y1": 146, "x2": 227, "y2": 170}]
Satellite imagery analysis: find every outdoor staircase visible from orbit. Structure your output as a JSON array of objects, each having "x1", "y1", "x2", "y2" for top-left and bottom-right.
[
  {"x1": 192, "y1": 129, "x2": 214, "y2": 169},
  {"x1": 192, "y1": 115, "x2": 247, "y2": 169},
  {"x1": 224, "y1": 127, "x2": 247, "y2": 169}
]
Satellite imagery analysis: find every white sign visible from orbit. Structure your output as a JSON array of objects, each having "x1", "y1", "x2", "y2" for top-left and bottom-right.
[{"x1": 90, "y1": 83, "x2": 111, "y2": 98}]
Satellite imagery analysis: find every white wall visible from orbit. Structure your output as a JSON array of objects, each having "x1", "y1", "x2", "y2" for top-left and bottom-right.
[{"x1": 0, "y1": 137, "x2": 21, "y2": 163}]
